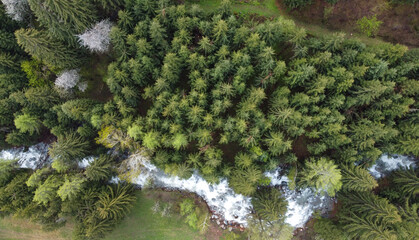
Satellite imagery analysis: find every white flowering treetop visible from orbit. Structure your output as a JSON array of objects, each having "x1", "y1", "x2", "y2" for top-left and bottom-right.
[
  {"x1": 77, "y1": 81, "x2": 88, "y2": 92},
  {"x1": 55, "y1": 69, "x2": 82, "y2": 91},
  {"x1": 1, "y1": 0, "x2": 29, "y2": 21},
  {"x1": 77, "y1": 19, "x2": 112, "y2": 53}
]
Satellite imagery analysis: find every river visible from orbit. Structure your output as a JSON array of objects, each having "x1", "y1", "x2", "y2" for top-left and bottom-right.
[{"x1": 1, "y1": 144, "x2": 416, "y2": 228}]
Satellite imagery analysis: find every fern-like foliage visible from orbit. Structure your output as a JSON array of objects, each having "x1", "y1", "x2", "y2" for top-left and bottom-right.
[
  {"x1": 85, "y1": 155, "x2": 114, "y2": 181},
  {"x1": 84, "y1": 217, "x2": 114, "y2": 239},
  {"x1": 252, "y1": 187, "x2": 288, "y2": 222},
  {"x1": 341, "y1": 214, "x2": 397, "y2": 240},
  {"x1": 342, "y1": 191, "x2": 401, "y2": 225},
  {"x1": 57, "y1": 176, "x2": 85, "y2": 201},
  {"x1": 399, "y1": 200, "x2": 418, "y2": 222},
  {"x1": 393, "y1": 167, "x2": 419, "y2": 198},
  {"x1": 341, "y1": 164, "x2": 378, "y2": 192},
  {"x1": 395, "y1": 201, "x2": 419, "y2": 240},
  {"x1": 96, "y1": 184, "x2": 136, "y2": 220}
]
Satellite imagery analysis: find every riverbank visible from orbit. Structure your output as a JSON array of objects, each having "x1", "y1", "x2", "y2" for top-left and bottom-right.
[{"x1": 1, "y1": 145, "x2": 416, "y2": 239}]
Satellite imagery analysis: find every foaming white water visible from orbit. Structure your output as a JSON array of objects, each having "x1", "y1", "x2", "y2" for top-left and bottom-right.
[
  {"x1": 78, "y1": 156, "x2": 95, "y2": 168},
  {"x1": 125, "y1": 153, "x2": 252, "y2": 225},
  {"x1": 0, "y1": 145, "x2": 339, "y2": 228},
  {"x1": 0, "y1": 143, "x2": 96, "y2": 170},
  {"x1": 124, "y1": 154, "x2": 332, "y2": 228},
  {"x1": 264, "y1": 168, "x2": 332, "y2": 227},
  {"x1": 369, "y1": 154, "x2": 416, "y2": 178},
  {"x1": 0, "y1": 143, "x2": 49, "y2": 169}
]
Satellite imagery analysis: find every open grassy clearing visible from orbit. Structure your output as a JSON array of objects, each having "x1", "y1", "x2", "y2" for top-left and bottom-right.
[
  {"x1": 104, "y1": 190, "x2": 207, "y2": 240},
  {"x1": 185, "y1": 0, "x2": 392, "y2": 47},
  {"x1": 0, "y1": 215, "x2": 72, "y2": 240},
  {"x1": 0, "y1": 190, "x2": 244, "y2": 240}
]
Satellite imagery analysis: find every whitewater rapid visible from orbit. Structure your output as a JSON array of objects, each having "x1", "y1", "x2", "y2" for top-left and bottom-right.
[
  {"x1": 1, "y1": 145, "x2": 416, "y2": 228},
  {"x1": 368, "y1": 154, "x2": 416, "y2": 178},
  {"x1": 0, "y1": 143, "x2": 50, "y2": 169},
  {"x1": 112, "y1": 153, "x2": 332, "y2": 227}
]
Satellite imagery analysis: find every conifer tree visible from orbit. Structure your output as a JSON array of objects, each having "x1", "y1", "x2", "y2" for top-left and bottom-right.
[
  {"x1": 28, "y1": 0, "x2": 96, "y2": 43},
  {"x1": 96, "y1": 184, "x2": 136, "y2": 220},
  {"x1": 341, "y1": 214, "x2": 397, "y2": 240},
  {"x1": 341, "y1": 191, "x2": 402, "y2": 225},
  {"x1": 0, "y1": 159, "x2": 17, "y2": 185},
  {"x1": 301, "y1": 157, "x2": 342, "y2": 196},
  {"x1": 142, "y1": 131, "x2": 161, "y2": 150},
  {"x1": 33, "y1": 175, "x2": 62, "y2": 205},
  {"x1": 49, "y1": 132, "x2": 90, "y2": 166},
  {"x1": 0, "y1": 30, "x2": 20, "y2": 51},
  {"x1": 14, "y1": 113, "x2": 42, "y2": 134},
  {"x1": 393, "y1": 168, "x2": 419, "y2": 198},
  {"x1": 15, "y1": 28, "x2": 82, "y2": 69},
  {"x1": 172, "y1": 133, "x2": 188, "y2": 150},
  {"x1": 264, "y1": 131, "x2": 292, "y2": 156},
  {"x1": 252, "y1": 187, "x2": 288, "y2": 222},
  {"x1": 0, "y1": 52, "x2": 19, "y2": 69},
  {"x1": 230, "y1": 167, "x2": 262, "y2": 196},
  {"x1": 57, "y1": 176, "x2": 85, "y2": 201},
  {"x1": 85, "y1": 155, "x2": 115, "y2": 181},
  {"x1": 341, "y1": 164, "x2": 378, "y2": 192}
]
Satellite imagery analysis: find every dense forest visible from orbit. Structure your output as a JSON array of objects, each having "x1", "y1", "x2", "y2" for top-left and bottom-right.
[{"x1": 0, "y1": 0, "x2": 418, "y2": 239}]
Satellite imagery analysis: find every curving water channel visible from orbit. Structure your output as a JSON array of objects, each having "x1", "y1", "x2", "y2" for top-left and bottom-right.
[{"x1": 1, "y1": 144, "x2": 416, "y2": 228}]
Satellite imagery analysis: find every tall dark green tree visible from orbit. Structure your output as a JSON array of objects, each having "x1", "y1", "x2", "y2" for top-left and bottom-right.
[
  {"x1": 28, "y1": 0, "x2": 97, "y2": 44},
  {"x1": 15, "y1": 29, "x2": 82, "y2": 69}
]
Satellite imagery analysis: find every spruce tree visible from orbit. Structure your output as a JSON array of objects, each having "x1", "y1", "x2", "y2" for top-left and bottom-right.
[
  {"x1": 14, "y1": 113, "x2": 42, "y2": 135},
  {"x1": 341, "y1": 164, "x2": 378, "y2": 192},
  {"x1": 341, "y1": 191, "x2": 402, "y2": 225},
  {"x1": 85, "y1": 155, "x2": 115, "y2": 181},
  {"x1": 28, "y1": 0, "x2": 96, "y2": 44},
  {"x1": 49, "y1": 132, "x2": 90, "y2": 164},
  {"x1": 301, "y1": 157, "x2": 342, "y2": 196},
  {"x1": 57, "y1": 176, "x2": 85, "y2": 201},
  {"x1": 342, "y1": 214, "x2": 397, "y2": 240},
  {"x1": 33, "y1": 175, "x2": 62, "y2": 205},
  {"x1": 96, "y1": 184, "x2": 136, "y2": 220},
  {"x1": 252, "y1": 187, "x2": 288, "y2": 222},
  {"x1": 15, "y1": 28, "x2": 82, "y2": 69},
  {"x1": 393, "y1": 168, "x2": 419, "y2": 198}
]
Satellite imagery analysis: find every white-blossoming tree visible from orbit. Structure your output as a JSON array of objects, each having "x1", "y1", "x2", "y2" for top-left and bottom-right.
[
  {"x1": 78, "y1": 19, "x2": 112, "y2": 53},
  {"x1": 1, "y1": 0, "x2": 29, "y2": 21},
  {"x1": 55, "y1": 69, "x2": 81, "y2": 91}
]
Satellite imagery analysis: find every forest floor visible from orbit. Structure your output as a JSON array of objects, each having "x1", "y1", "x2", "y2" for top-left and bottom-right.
[
  {"x1": 79, "y1": 54, "x2": 113, "y2": 102},
  {"x1": 186, "y1": 0, "x2": 418, "y2": 48},
  {"x1": 279, "y1": 0, "x2": 419, "y2": 48}
]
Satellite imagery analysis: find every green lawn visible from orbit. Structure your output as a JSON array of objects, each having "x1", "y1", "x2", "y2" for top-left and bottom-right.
[
  {"x1": 0, "y1": 190, "x2": 220, "y2": 240},
  {"x1": 103, "y1": 191, "x2": 204, "y2": 240},
  {"x1": 186, "y1": 0, "x2": 389, "y2": 47},
  {"x1": 0, "y1": 215, "x2": 72, "y2": 240}
]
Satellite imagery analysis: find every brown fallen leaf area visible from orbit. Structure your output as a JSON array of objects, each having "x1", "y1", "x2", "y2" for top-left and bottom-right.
[{"x1": 278, "y1": 0, "x2": 419, "y2": 48}]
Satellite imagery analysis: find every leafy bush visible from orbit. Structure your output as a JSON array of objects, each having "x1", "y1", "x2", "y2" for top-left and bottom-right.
[
  {"x1": 179, "y1": 199, "x2": 210, "y2": 233},
  {"x1": 357, "y1": 14, "x2": 383, "y2": 37},
  {"x1": 21, "y1": 59, "x2": 55, "y2": 87}
]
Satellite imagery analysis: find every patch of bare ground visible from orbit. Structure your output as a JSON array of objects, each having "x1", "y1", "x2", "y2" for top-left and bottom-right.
[{"x1": 277, "y1": 0, "x2": 419, "y2": 47}]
